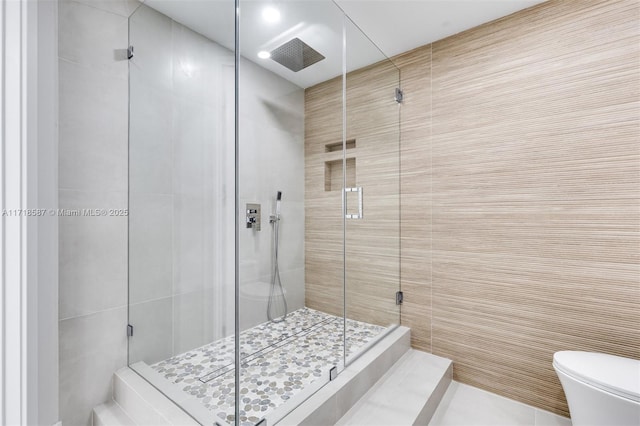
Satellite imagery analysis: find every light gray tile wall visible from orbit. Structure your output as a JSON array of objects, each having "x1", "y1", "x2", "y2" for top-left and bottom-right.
[
  {"x1": 58, "y1": 190, "x2": 128, "y2": 319},
  {"x1": 128, "y1": 193, "x2": 173, "y2": 304},
  {"x1": 173, "y1": 289, "x2": 216, "y2": 355},
  {"x1": 58, "y1": 0, "x2": 136, "y2": 424},
  {"x1": 59, "y1": 2, "x2": 305, "y2": 423},
  {"x1": 238, "y1": 58, "x2": 306, "y2": 330},
  {"x1": 128, "y1": 297, "x2": 174, "y2": 364},
  {"x1": 127, "y1": 5, "x2": 237, "y2": 363},
  {"x1": 127, "y1": 4, "x2": 305, "y2": 354},
  {"x1": 59, "y1": 307, "x2": 128, "y2": 426}
]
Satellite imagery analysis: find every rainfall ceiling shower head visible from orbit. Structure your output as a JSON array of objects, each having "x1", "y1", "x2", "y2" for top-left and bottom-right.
[{"x1": 270, "y1": 38, "x2": 325, "y2": 72}]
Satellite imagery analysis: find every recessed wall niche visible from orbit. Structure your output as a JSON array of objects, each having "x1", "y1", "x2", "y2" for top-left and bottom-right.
[{"x1": 324, "y1": 139, "x2": 356, "y2": 191}]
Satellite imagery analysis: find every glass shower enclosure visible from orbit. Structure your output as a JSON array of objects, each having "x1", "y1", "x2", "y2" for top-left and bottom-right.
[{"x1": 127, "y1": 1, "x2": 401, "y2": 424}]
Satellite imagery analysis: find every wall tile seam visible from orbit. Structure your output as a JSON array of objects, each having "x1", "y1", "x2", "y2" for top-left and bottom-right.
[
  {"x1": 62, "y1": 0, "x2": 140, "y2": 19},
  {"x1": 58, "y1": 303, "x2": 129, "y2": 323},
  {"x1": 58, "y1": 188, "x2": 129, "y2": 195},
  {"x1": 57, "y1": 57, "x2": 128, "y2": 81}
]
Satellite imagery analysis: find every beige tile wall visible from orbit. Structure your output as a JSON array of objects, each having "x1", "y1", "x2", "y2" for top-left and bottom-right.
[
  {"x1": 305, "y1": 60, "x2": 402, "y2": 327},
  {"x1": 305, "y1": 0, "x2": 640, "y2": 416},
  {"x1": 430, "y1": 0, "x2": 639, "y2": 416}
]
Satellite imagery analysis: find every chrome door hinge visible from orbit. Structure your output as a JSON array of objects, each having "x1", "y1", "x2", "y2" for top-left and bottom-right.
[
  {"x1": 127, "y1": 45, "x2": 134, "y2": 59},
  {"x1": 396, "y1": 291, "x2": 404, "y2": 305},
  {"x1": 395, "y1": 88, "x2": 404, "y2": 104},
  {"x1": 127, "y1": 324, "x2": 134, "y2": 337}
]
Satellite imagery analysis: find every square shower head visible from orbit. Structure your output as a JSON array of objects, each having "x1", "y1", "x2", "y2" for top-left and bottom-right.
[{"x1": 270, "y1": 38, "x2": 325, "y2": 72}]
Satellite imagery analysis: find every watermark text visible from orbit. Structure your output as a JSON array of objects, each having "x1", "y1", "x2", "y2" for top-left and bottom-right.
[{"x1": 2, "y1": 208, "x2": 128, "y2": 217}]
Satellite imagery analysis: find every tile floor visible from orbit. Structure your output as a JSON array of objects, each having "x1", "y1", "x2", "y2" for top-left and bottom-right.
[
  {"x1": 429, "y1": 381, "x2": 573, "y2": 426},
  {"x1": 151, "y1": 307, "x2": 385, "y2": 425}
]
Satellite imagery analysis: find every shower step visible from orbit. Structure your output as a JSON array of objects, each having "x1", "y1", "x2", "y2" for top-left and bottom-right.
[
  {"x1": 93, "y1": 401, "x2": 135, "y2": 426},
  {"x1": 335, "y1": 349, "x2": 453, "y2": 425},
  {"x1": 94, "y1": 367, "x2": 200, "y2": 425},
  {"x1": 278, "y1": 326, "x2": 414, "y2": 425}
]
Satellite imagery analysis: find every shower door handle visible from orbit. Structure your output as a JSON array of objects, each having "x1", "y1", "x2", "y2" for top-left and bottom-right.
[{"x1": 345, "y1": 187, "x2": 363, "y2": 219}]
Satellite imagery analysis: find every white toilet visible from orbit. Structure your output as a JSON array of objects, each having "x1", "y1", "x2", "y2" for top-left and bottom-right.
[{"x1": 553, "y1": 351, "x2": 640, "y2": 426}]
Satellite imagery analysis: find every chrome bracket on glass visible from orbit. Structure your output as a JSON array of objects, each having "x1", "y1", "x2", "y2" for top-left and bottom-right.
[
  {"x1": 395, "y1": 87, "x2": 404, "y2": 104},
  {"x1": 255, "y1": 419, "x2": 266, "y2": 426},
  {"x1": 329, "y1": 366, "x2": 338, "y2": 381},
  {"x1": 345, "y1": 187, "x2": 363, "y2": 219}
]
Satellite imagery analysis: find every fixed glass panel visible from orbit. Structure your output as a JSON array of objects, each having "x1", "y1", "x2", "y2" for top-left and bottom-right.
[
  {"x1": 343, "y1": 17, "x2": 402, "y2": 365},
  {"x1": 127, "y1": 2, "x2": 236, "y2": 424},
  {"x1": 236, "y1": 1, "x2": 346, "y2": 424}
]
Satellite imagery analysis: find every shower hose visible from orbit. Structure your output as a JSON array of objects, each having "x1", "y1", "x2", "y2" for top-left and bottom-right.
[{"x1": 267, "y1": 212, "x2": 288, "y2": 322}]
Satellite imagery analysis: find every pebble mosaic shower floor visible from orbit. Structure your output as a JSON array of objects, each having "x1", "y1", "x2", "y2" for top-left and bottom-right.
[{"x1": 151, "y1": 307, "x2": 385, "y2": 425}]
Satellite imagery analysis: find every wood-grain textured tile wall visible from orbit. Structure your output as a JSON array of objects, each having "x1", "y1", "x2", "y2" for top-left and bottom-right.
[
  {"x1": 304, "y1": 0, "x2": 639, "y2": 416},
  {"x1": 305, "y1": 60, "x2": 402, "y2": 327}
]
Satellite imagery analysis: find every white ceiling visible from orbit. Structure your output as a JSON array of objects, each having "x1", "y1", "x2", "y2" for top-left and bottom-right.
[{"x1": 143, "y1": 0, "x2": 547, "y2": 88}]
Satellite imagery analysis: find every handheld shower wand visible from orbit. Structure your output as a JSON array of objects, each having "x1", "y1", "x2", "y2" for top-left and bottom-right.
[
  {"x1": 268, "y1": 190, "x2": 288, "y2": 322},
  {"x1": 276, "y1": 191, "x2": 282, "y2": 217},
  {"x1": 270, "y1": 191, "x2": 282, "y2": 223}
]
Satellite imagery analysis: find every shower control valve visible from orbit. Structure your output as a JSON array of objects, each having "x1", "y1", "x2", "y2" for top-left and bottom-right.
[{"x1": 246, "y1": 203, "x2": 261, "y2": 231}]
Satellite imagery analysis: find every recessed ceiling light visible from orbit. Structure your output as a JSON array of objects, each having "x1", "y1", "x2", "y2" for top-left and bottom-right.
[
  {"x1": 262, "y1": 6, "x2": 280, "y2": 23},
  {"x1": 258, "y1": 51, "x2": 271, "y2": 59}
]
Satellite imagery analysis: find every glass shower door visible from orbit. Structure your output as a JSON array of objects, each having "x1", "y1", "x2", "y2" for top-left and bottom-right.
[{"x1": 343, "y1": 18, "x2": 402, "y2": 364}]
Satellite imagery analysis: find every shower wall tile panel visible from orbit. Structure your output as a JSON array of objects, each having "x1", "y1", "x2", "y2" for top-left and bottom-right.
[
  {"x1": 129, "y1": 4, "x2": 173, "y2": 92},
  {"x1": 172, "y1": 289, "x2": 217, "y2": 355},
  {"x1": 305, "y1": 77, "x2": 345, "y2": 318},
  {"x1": 58, "y1": 0, "x2": 129, "y2": 77},
  {"x1": 58, "y1": 59, "x2": 128, "y2": 193},
  {"x1": 58, "y1": 189, "x2": 128, "y2": 319},
  {"x1": 238, "y1": 56, "x2": 306, "y2": 330},
  {"x1": 128, "y1": 297, "x2": 174, "y2": 365},
  {"x1": 128, "y1": 75, "x2": 173, "y2": 195},
  {"x1": 128, "y1": 193, "x2": 173, "y2": 304},
  {"x1": 59, "y1": 307, "x2": 128, "y2": 426},
  {"x1": 305, "y1": 0, "x2": 639, "y2": 417},
  {"x1": 58, "y1": 1, "x2": 134, "y2": 425}
]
